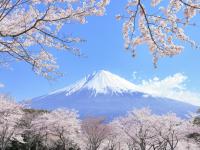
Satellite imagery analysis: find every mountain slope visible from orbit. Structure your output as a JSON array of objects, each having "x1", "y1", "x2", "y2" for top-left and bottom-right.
[
  {"x1": 28, "y1": 70, "x2": 198, "y2": 119},
  {"x1": 49, "y1": 70, "x2": 138, "y2": 96}
]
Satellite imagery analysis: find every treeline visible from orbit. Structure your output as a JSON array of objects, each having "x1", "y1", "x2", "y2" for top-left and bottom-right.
[{"x1": 0, "y1": 95, "x2": 200, "y2": 150}]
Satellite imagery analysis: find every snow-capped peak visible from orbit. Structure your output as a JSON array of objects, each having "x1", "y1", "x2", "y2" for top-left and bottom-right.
[{"x1": 49, "y1": 70, "x2": 138, "y2": 96}]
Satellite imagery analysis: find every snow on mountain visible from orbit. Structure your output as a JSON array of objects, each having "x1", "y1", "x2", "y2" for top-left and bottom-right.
[
  {"x1": 28, "y1": 70, "x2": 199, "y2": 119},
  {"x1": 49, "y1": 70, "x2": 138, "y2": 96}
]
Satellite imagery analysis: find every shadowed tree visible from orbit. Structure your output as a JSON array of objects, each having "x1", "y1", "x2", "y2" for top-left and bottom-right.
[{"x1": 82, "y1": 117, "x2": 111, "y2": 150}]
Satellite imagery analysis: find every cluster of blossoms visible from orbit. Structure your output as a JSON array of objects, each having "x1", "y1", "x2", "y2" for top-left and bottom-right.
[
  {"x1": 117, "y1": 0, "x2": 200, "y2": 67},
  {"x1": 0, "y1": 0, "x2": 110, "y2": 79}
]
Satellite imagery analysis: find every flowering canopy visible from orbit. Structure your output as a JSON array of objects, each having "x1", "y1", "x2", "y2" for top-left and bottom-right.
[
  {"x1": 0, "y1": 0, "x2": 110, "y2": 79},
  {"x1": 117, "y1": 0, "x2": 200, "y2": 67}
]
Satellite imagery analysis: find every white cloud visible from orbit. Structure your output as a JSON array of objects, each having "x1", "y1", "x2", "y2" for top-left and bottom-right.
[
  {"x1": 0, "y1": 83, "x2": 4, "y2": 88},
  {"x1": 132, "y1": 71, "x2": 137, "y2": 80},
  {"x1": 135, "y1": 73, "x2": 200, "y2": 106}
]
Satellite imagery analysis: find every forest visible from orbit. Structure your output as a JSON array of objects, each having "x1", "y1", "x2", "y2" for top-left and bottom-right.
[{"x1": 0, "y1": 95, "x2": 200, "y2": 150}]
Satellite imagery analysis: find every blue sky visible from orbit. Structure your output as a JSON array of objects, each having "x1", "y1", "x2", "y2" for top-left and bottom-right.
[{"x1": 1, "y1": 0, "x2": 200, "y2": 102}]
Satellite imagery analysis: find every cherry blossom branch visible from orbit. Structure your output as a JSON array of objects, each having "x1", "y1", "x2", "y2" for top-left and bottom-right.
[
  {"x1": 118, "y1": 0, "x2": 199, "y2": 67},
  {"x1": 0, "y1": 0, "x2": 110, "y2": 79},
  {"x1": 179, "y1": 0, "x2": 200, "y2": 9}
]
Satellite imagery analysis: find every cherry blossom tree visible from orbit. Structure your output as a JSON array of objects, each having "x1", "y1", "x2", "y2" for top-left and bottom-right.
[
  {"x1": 110, "y1": 108, "x2": 197, "y2": 150},
  {"x1": 103, "y1": 121, "x2": 128, "y2": 150},
  {"x1": 0, "y1": 94, "x2": 24, "y2": 150},
  {"x1": 117, "y1": 0, "x2": 200, "y2": 67},
  {"x1": 0, "y1": 0, "x2": 110, "y2": 79},
  {"x1": 113, "y1": 108, "x2": 159, "y2": 150},
  {"x1": 82, "y1": 117, "x2": 111, "y2": 150},
  {"x1": 32, "y1": 108, "x2": 83, "y2": 150},
  {"x1": 153, "y1": 113, "x2": 191, "y2": 150},
  {"x1": 19, "y1": 109, "x2": 48, "y2": 150}
]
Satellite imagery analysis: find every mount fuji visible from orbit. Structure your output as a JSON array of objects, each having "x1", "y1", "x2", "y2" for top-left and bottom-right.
[{"x1": 28, "y1": 70, "x2": 198, "y2": 119}]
